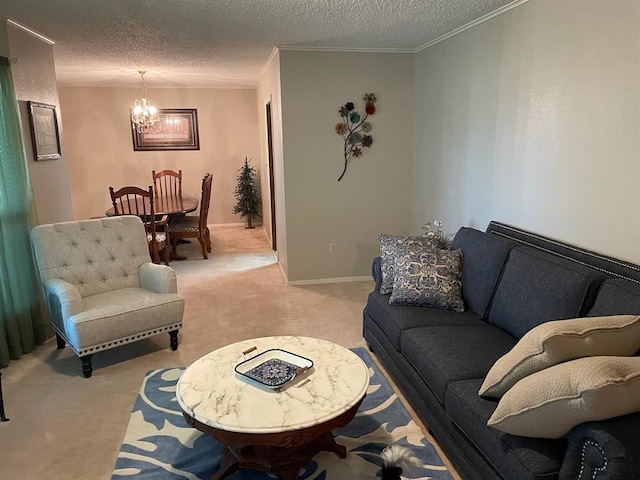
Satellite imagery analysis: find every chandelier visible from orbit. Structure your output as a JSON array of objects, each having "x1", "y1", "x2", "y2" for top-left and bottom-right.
[{"x1": 131, "y1": 70, "x2": 159, "y2": 133}]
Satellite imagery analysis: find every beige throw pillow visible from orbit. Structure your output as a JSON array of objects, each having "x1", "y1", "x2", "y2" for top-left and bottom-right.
[
  {"x1": 488, "y1": 356, "x2": 640, "y2": 438},
  {"x1": 479, "y1": 315, "x2": 640, "y2": 398}
]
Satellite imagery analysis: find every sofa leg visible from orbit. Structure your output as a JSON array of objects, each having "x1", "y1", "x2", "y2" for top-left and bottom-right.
[
  {"x1": 81, "y1": 355, "x2": 93, "y2": 378},
  {"x1": 169, "y1": 330, "x2": 179, "y2": 351},
  {"x1": 56, "y1": 333, "x2": 65, "y2": 349}
]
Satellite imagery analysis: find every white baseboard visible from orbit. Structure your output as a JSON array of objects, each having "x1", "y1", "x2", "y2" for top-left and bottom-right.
[
  {"x1": 288, "y1": 276, "x2": 372, "y2": 286},
  {"x1": 210, "y1": 222, "x2": 262, "y2": 228}
]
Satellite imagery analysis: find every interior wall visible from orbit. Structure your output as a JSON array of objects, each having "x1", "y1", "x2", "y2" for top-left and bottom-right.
[
  {"x1": 279, "y1": 50, "x2": 414, "y2": 282},
  {"x1": 413, "y1": 0, "x2": 640, "y2": 263},
  {"x1": 0, "y1": 22, "x2": 8, "y2": 56},
  {"x1": 6, "y1": 22, "x2": 74, "y2": 225},
  {"x1": 58, "y1": 87, "x2": 260, "y2": 224},
  {"x1": 256, "y1": 50, "x2": 288, "y2": 275}
]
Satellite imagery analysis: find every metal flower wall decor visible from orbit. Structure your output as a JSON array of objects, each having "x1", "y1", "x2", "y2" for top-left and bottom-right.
[{"x1": 334, "y1": 93, "x2": 377, "y2": 181}]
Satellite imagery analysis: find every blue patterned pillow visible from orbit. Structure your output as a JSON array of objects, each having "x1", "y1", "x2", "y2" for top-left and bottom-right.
[
  {"x1": 389, "y1": 246, "x2": 465, "y2": 311},
  {"x1": 378, "y1": 234, "x2": 433, "y2": 295}
]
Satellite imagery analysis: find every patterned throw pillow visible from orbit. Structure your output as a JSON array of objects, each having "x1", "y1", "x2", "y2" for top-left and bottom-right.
[
  {"x1": 377, "y1": 234, "x2": 433, "y2": 295},
  {"x1": 389, "y1": 246, "x2": 465, "y2": 311}
]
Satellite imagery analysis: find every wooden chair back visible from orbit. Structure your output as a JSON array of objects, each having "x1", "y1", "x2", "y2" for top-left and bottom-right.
[
  {"x1": 152, "y1": 169, "x2": 182, "y2": 197},
  {"x1": 109, "y1": 185, "x2": 153, "y2": 218},
  {"x1": 198, "y1": 173, "x2": 213, "y2": 232},
  {"x1": 109, "y1": 185, "x2": 169, "y2": 264}
]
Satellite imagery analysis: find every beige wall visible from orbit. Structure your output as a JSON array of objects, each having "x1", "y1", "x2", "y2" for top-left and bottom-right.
[
  {"x1": 413, "y1": 0, "x2": 640, "y2": 263},
  {"x1": 0, "y1": 22, "x2": 8, "y2": 56},
  {"x1": 256, "y1": 51, "x2": 288, "y2": 275},
  {"x1": 58, "y1": 87, "x2": 260, "y2": 223},
  {"x1": 6, "y1": 22, "x2": 74, "y2": 225},
  {"x1": 279, "y1": 50, "x2": 414, "y2": 282}
]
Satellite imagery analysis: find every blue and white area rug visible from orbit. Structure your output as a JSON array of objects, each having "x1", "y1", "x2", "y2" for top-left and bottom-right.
[{"x1": 112, "y1": 348, "x2": 453, "y2": 479}]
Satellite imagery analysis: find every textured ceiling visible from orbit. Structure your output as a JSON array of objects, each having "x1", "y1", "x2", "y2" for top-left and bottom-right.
[{"x1": 1, "y1": 0, "x2": 524, "y2": 88}]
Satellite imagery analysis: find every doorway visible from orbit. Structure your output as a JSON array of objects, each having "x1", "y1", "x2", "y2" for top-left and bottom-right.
[{"x1": 265, "y1": 102, "x2": 277, "y2": 251}]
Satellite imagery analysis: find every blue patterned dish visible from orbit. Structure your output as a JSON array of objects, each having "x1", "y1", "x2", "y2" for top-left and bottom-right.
[{"x1": 235, "y1": 348, "x2": 314, "y2": 389}]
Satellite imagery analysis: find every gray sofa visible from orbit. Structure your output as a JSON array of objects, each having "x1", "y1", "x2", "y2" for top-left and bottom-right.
[{"x1": 363, "y1": 221, "x2": 640, "y2": 480}]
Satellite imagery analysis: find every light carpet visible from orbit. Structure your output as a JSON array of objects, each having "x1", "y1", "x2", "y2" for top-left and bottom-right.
[{"x1": 111, "y1": 348, "x2": 453, "y2": 480}]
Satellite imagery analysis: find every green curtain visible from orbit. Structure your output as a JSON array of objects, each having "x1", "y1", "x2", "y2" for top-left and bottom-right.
[{"x1": 0, "y1": 56, "x2": 47, "y2": 367}]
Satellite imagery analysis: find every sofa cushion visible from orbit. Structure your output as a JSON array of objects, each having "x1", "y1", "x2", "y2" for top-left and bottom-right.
[
  {"x1": 65, "y1": 287, "x2": 184, "y2": 351},
  {"x1": 452, "y1": 227, "x2": 509, "y2": 318},
  {"x1": 588, "y1": 278, "x2": 640, "y2": 316},
  {"x1": 365, "y1": 291, "x2": 481, "y2": 350},
  {"x1": 389, "y1": 246, "x2": 464, "y2": 311},
  {"x1": 479, "y1": 315, "x2": 640, "y2": 398},
  {"x1": 488, "y1": 356, "x2": 640, "y2": 438},
  {"x1": 446, "y1": 378, "x2": 565, "y2": 480},
  {"x1": 400, "y1": 324, "x2": 517, "y2": 405},
  {"x1": 378, "y1": 234, "x2": 432, "y2": 295},
  {"x1": 488, "y1": 247, "x2": 600, "y2": 339}
]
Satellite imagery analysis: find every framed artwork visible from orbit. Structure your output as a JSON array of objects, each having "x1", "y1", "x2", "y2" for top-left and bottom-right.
[
  {"x1": 27, "y1": 101, "x2": 61, "y2": 160},
  {"x1": 131, "y1": 108, "x2": 200, "y2": 151}
]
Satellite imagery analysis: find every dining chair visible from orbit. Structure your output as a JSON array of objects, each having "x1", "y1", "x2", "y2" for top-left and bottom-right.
[
  {"x1": 168, "y1": 173, "x2": 213, "y2": 259},
  {"x1": 109, "y1": 185, "x2": 171, "y2": 265},
  {"x1": 152, "y1": 169, "x2": 182, "y2": 198}
]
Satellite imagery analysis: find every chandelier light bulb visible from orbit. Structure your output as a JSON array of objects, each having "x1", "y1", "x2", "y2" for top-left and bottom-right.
[{"x1": 131, "y1": 70, "x2": 160, "y2": 134}]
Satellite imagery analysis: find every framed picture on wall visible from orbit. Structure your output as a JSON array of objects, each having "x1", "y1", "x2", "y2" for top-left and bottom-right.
[
  {"x1": 27, "y1": 101, "x2": 61, "y2": 161},
  {"x1": 131, "y1": 108, "x2": 200, "y2": 151}
]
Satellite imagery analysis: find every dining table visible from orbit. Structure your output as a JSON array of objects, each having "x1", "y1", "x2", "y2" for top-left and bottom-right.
[{"x1": 105, "y1": 193, "x2": 199, "y2": 218}]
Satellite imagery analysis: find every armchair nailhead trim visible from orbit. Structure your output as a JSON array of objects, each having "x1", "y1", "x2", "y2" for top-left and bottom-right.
[
  {"x1": 578, "y1": 440, "x2": 607, "y2": 480},
  {"x1": 77, "y1": 323, "x2": 183, "y2": 355}
]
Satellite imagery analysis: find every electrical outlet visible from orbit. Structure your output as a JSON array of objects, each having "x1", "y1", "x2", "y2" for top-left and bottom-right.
[{"x1": 329, "y1": 243, "x2": 337, "y2": 254}]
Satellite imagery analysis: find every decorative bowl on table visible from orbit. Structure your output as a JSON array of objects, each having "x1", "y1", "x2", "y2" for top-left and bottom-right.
[{"x1": 234, "y1": 348, "x2": 314, "y2": 389}]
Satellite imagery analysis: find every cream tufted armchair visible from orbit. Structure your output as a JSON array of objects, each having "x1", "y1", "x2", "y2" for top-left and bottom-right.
[{"x1": 30, "y1": 216, "x2": 185, "y2": 378}]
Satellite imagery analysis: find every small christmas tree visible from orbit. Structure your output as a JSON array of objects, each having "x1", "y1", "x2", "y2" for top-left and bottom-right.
[{"x1": 232, "y1": 157, "x2": 261, "y2": 229}]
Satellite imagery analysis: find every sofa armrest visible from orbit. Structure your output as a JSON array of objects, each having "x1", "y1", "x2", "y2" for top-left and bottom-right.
[
  {"x1": 372, "y1": 256, "x2": 382, "y2": 291},
  {"x1": 43, "y1": 278, "x2": 83, "y2": 333},
  {"x1": 560, "y1": 413, "x2": 640, "y2": 480},
  {"x1": 139, "y1": 262, "x2": 177, "y2": 294}
]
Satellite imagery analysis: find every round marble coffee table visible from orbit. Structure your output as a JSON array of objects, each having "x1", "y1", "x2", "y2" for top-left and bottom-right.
[{"x1": 176, "y1": 336, "x2": 369, "y2": 480}]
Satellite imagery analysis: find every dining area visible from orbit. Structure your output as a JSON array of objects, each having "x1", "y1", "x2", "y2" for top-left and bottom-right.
[{"x1": 106, "y1": 169, "x2": 213, "y2": 263}]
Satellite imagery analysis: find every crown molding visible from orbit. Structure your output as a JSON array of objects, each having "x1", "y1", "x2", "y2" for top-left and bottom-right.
[
  {"x1": 275, "y1": 0, "x2": 530, "y2": 56},
  {"x1": 415, "y1": 0, "x2": 530, "y2": 52},
  {"x1": 256, "y1": 46, "x2": 280, "y2": 85},
  {"x1": 3, "y1": 17, "x2": 55, "y2": 45},
  {"x1": 278, "y1": 45, "x2": 413, "y2": 54}
]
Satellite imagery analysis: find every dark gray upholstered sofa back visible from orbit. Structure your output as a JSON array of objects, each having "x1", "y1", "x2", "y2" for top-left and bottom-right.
[
  {"x1": 452, "y1": 227, "x2": 509, "y2": 319},
  {"x1": 487, "y1": 221, "x2": 640, "y2": 284},
  {"x1": 486, "y1": 220, "x2": 640, "y2": 326}
]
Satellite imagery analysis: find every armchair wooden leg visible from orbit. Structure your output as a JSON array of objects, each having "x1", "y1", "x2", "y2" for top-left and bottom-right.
[
  {"x1": 0, "y1": 371, "x2": 9, "y2": 422},
  {"x1": 56, "y1": 333, "x2": 65, "y2": 349},
  {"x1": 169, "y1": 330, "x2": 179, "y2": 351},
  {"x1": 81, "y1": 355, "x2": 93, "y2": 378}
]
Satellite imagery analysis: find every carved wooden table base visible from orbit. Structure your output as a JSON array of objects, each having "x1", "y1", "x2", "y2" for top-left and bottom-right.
[{"x1": 183, "y1": 398, "x2": 363, "y2": 480}]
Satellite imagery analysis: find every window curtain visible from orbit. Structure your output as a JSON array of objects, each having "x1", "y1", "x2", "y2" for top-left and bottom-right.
[{"x1": 0, "y1": 56, "x2": 47, "y2": 368}]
